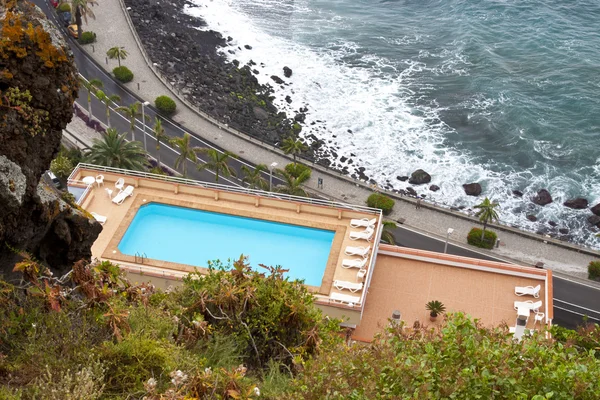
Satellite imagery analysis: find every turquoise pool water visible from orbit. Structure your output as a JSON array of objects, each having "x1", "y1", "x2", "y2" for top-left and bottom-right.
[{"x1": 118, "y1": 203, "x2": 335, "y2": 286}]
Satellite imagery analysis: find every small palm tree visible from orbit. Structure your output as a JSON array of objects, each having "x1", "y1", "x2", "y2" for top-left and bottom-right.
[
  {"x1": 380, "y1": 221, "x2": 397, "y2": 245},
  {"x1": 197, "y1": 148, "x2": 238, "y2": 183},
  {"x1": 281, "y1": 136, "x2": 308, "y2": 165},
  {"x1": 106, "y1": 46, "x2": 128, "y2": 67},
  {"x1": 474, "y1": 197, "x2": 500, "y2": 241},
  {"x1": 79, "y1": 77, "x2": 102, "y2": 118},
  {"x1": 241, "y1": 164, "x2": 269, "y2": 190},
  {"x1": 85, "y1": 128, "x2": 147, "y2": 171},
  {"x1": 116, "y1": 102, "x2": 141, "y2": 141},
  {"x1": 95, "y1": 90, "x2": 120, "y2": 128},
  {"x1": 70, "y1": 0, "x2": 97, "y2": 39},
  {"x1": 151, "y1": 117, "x2": 169, "y2": 168},
  {"x1": 169, "y1": 133, "x2": 199, "y2": 177},
  {"x1": 426, "y1": 300, "x2": 446, "y2": 321},
  {"x1": 275, "y1": 168, "x2": 310, "y2": 197}
]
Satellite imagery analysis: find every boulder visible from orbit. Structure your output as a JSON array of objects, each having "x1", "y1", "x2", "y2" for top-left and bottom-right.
[
  {"x1": 406, "y1": 187, "x2": 418, "y2": 197},
  {"x1": 559, "y1": 228, "x2": 569, "y2": 235},
  {"x1": 591, "y1": 203, "x2": 600, "y2": 216},
  {"x1": 548, "y1": 221, "x2": 557, "y2": 227},
  {"x1": 252, "y1": 106, "x2": 270, "y2": 120},
  {"x1": 283, "y1": 66, "x2": 292, "y2": 78},
  {"x1": 532, "y1": 189, "x2": 553, "y2": 206},
  {"x1": 429, "y1": 185, "x2": 440, "y2": 192},
  {"x1": 463, "y1": 183, "x2": 482, "y2": 196},
  {"x1": 271, "y1": 75, "x2": 284, "y2": 85},
  {"x1": 244, "y1": 44, "x2": 252, "y2": 50},
  {"x1": 285, "y1": 95, "x2": 292, "y2": 104},
  {"x1": 526, "y1": 215, "x2": 538, "y2": 222},
  {"x1": 512, "y1": 190, "x2": 523, "y2": 197},
  {"x1": 396, "y1": 176, "x2": 409, "y2": 182},
  {"x1": 563, "y1": 198, "x2": 588, "y2": 209},
  {"x1": 588, "y1": 215, "x2": 600, "y2": 228},
  {"x1": 408, "y1": 169, "x2": 431, "y2": 185},
  {"x1": 294, "y1": 113, "x2": 306, "y2": 123}
]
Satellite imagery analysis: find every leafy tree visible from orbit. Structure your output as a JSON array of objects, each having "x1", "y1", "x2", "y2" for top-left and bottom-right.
[
  {"x1": 116, "y1": 102, "x2": 141, "y2": 142},
  {"x1": 106, "y1": 46, "x2": 128, "y2": 67},
  {"x1": 50, "y1": 154, "x2": 74, "y2": 180},
  {"x1": 151, "y1": 117, "x2": 169, "y2": 168},
  {"x1": 380, "y1": 221, "x2": 397, "y2": 245},
  {"x1": 281, "y1": 136, "x2": 307, "y2": 165},
  {"x1": 474, "y1": 197, "x2": 500, "y2": 241},
  {"x1": 197, "y1": 148, "x2": 238, "y2": 183},
  {"x1": 70, "y1": 0, "x2": 97, "y2": 40},
  {"x1": 241, "y1": 164, "x2": 269, "y2": 191},
  {"x1": 275, "y1": 168, "x2": 310, "y2": 197},
  {"x1": 169, "y1": 133, "x2": 199, "y2": 177},
  {"x1": 79, "y1": 77, "x2": 103, "y2": 118},
  {"x1": 95, "y1": 90, "x2": 120, "y2": 128},
  {"x1": 85, "y1": 128, "x2": 147, "y2": 170}
]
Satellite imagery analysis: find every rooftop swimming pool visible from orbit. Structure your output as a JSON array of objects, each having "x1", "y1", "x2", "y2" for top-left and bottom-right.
[
  {"x1": 67, "y1": 185, "x2": 87, "y2": 204},
  {"x1": 118, "y1": 203, "x2": 335, "y2": 286}
]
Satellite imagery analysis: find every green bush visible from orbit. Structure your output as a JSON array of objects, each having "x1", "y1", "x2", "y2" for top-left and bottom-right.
[
  {"x1": 285, "y1": 162, "x2": 311, "y2": 179},
  {"x1": 467, "y1": 227, "x2": 498, "y2": 249},
  {"x1": 588, "y1": 261, "x2": 600, "y2": 281},
  {"x1": 79, "y1": 31, "x2": 96, "y2": 44},
  {"x1": 50, "y1": 154, "x2": 74, "y2": 179},
  {"x1": 155, "y1": 95, "x2": 177, "y2": 116},
  {"x1": 112, "y1": 66, "x2": 134, "y2": 83},
  {"x1": 57, "y1": 2, "x2": 70, "y2": 12},
  {"x1": 366, "y1": 193, "x2": 395, "y2": 215}
]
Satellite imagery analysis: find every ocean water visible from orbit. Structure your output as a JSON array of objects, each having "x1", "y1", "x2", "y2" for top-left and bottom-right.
[{"x1": 185, "y1": 0, "x2": 600, "y2": 248}]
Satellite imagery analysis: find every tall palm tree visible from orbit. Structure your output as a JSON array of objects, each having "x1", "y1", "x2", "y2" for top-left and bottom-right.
[
  {"x1": 116, "y1": 102, "x2": 141, "y2": 141},
  {"x1": 151, "y1": 117, "x2": 169, "y2": 168},
  {"x1": 241, "y1": 164, "x2": 268, "y2": 190},
  {"x1": 275, "y1": 168, "x2": 310, "y2": 197},
  {"x1": 474, "y1": 197, "x2": 500, "y2": 241},
  {"x1": 70, "y1": 0, "x2": 97, "y2": 40},
  {"x1": 197, "y1": 148, "x2": 238, "y2": 183},
  {"x1": 79, "y1": 77, "x2": 102, "y2": 118},
  {"x1": 95, "y1": 90, "x2": 120, "y2": 128},
  {"x1": 169, "y1": 133, "x2": 199, "y2": 177},
  {"x1": 85, "y1": 128, "x2": 147, "y2": 171},
  {"x1": 106, "y1": 46, "x2": 128, "y2": 67},
  {"x1": 281, "y1": 136, "x2": 308, "y2": 165},
  {"x1": 380, "y1": 221, "x2": 397, "y2": 245}
]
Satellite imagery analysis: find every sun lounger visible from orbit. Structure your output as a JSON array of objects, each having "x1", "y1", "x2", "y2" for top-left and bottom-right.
[
  {"x1": 90, "y1": 212, "x2": 107, "y2": 224},
  {"x1": 342, "y1": 258, "x2": 368, "y2": 269},
  {"x1": 344, "y1": 245, "x2": 371, "y2": 258},
  {"x1": 333, "y1": 280, "x2": 363, "y2": 293},
  {"x1": 515, "y1": 284, "x2": 541, "y2": 298},
  {"x1": 330, "y1": 292, "x2": 361, "y2": 306},
  {"x1": 349, "y1": 227, "x2": 374, "y2": 241},
  {"x1": 115, "y1": 178, "x2": 125, "y2": 192},
  {"x1": 514, "y1": 300, "x2": 542, "y2": 313},
  {"x1": 111, "y1": 185, "x2": 134, "y2": 205},
  {"x1": 350, "y1": 218, "x2": 377, "y2": 228}
]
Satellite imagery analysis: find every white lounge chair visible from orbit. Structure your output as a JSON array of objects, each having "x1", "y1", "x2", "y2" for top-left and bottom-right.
[
  {"x1": 514, "y1": 300, "x2": 542, "y2": 313},
  {"x1": 90, "y1": 212, "x2": 107, "y2": 224},
  {"x1": 345, "y1": 245, "x2": 371, "y2": 258},
  {"x1": 333, "y1": 280, "x2": 363, "y2": 293},
  {"x1": 330, "y1": 292, "x2": 361, "y2": 306},
  {"x1": 350, "y1": 218, "x2": 377, "y2": 228},
  {"x1": 349, "y1": 227, "x2": 374, "y2": 241},
  {"x1": 112, "y1": 185, "x2": 134, "y2": 205},
  {"x1": 342, "y1": 258, "x2": 368, "y2": 269},
  {"x1": 515, "y1": 284, "x2": 541, "y2": 298},
  {"x1": 115, "y1": 178, "x2": 125, "y2": 192}
]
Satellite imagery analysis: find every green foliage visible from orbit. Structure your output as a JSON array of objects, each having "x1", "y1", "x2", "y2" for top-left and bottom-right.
[
  {"x1": 196, "y1": 148, "x2": 238, "y2": 182},
  {"x1": 275, "y1": 168, "x2": 310, "y2": 197},
  {"x1": 381, "y1": 221, "x2": 397, "y2": 244},
  {"x1": 155, "y1": 95, "x2": 177, "y2": 116},
  {"x1": 112, "y1": 66, "x2": 134, "y2": 83},
  {"x1": 467, "y1": 227, "x2": 498, "y2": 249},
  {"x1": 366, "y1": 193, "x2": 395, "y2": 215},
  {"x1": 57, "y1": 3, "x2": 71, "y2": 12},
  {"x1": 78, "y1": 31, "x2": 96, "y2": 44},
  {"x1": 60, "y1": 191, "x2": 76, "y2": 205},
  {"x1": 50, "y1": 154, "x2": 74, "y2": 179},
  {"x1": 281, "y1": 136, "x2": 308, "y2": 163},
  {"x1": 588, "y1": 261, "x2": 600, "y2": 281},
  {"x1": 425, "y1": 300, "x2": 446, "y2": 316},
  {"x1": 60, "y1": 145, "x2": 83, "y2": 165},
  {"x1": 106, "y1": 46, "x2": 128, "y2": 67},
  {"x1": 241, "y1": 164, "x2": 269, "y2": 190},
  {"x1": 285, "y1": 162, "x2": 312, "y2": 179},
  {"x1": 0, "y1": 87, "x2": 50, "y2": 137},
  {"x1": 85, "y1": 128, "x2": 148, "y2": 171}
]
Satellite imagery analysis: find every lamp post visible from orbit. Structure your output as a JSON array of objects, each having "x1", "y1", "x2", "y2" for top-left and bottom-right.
[
  {"x1": 141, "y1": 101, "x2": 150, "y2": 151},
  {"x1": 269, "y1": 162, "x2": 278, "y2": 191},
  {"x1": 444, "y1": 228, "x2": 454, "y2": 254}
]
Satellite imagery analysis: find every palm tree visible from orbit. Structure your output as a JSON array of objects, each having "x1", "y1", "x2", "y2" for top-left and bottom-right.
[
  {"x1": 275, "y1": 168, "x2": 310, "y2": 197},
  {"x1": 474, "y1": 197, "x2": 500, "y2": 241},
  {"x1": 241, "y1": 164, "x2": 268, "y2": 190},
  {"x1": 79, "y1": 77, "x2": 102, "y2": 118},
  {"x1": 85, "y1": 128, "x2": 147, "y2": 171},
  {"x1": 70, "y1": 0, "x2": 97, "y2": 40},
  {"x1": 106, "y1": 46, "x2": 128, "y2": 67},
  {"x1": 196, "y1": 148, "x2": 238, "y2": 183},
  {"x1": 95, "y1": 90, "x2": 120, "y2": 128},
  {"x1": 380, "y1": 221, "x2": 397, "y2": 245},
  {"x1": 281, "y1": 136, "x2": 308, "y2": 165},
  {"x1": 116, "y1": 102, "x2": 141, "y2": 141},
  {"x1": 151, "y1": 117, "x2": 169, "y2": 168},
  {"x1": 169, "y1": 133, "x2": 199, "y2": 177}
]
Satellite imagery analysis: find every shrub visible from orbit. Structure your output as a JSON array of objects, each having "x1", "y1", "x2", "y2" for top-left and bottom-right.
[
  {"x1": 50, "y1": 154, "x2": 74, "y2": 179},
  {"x1": 366, "y1": 193, "x2": 395, "y2": 215},
  {"x1": 285, "y1": 162, "x2": 311, "y2": 179},
  {"x1": 112, "y1": 66, "x2": 134, "y2": 83},
  {"x1": 79, "y1": 31, "x2": 96, "y2": 44},
  {"x1": 467, "y1": 227, "x2": 498, "y2": 249},
  {"x1": 155, "y1": 95, "x2": 177, "y2": 116},
  {"x1": 588, "y1": 261, "x2": 600, "y2": 281},
  {"x1": 57, "y1": 2, "x2": 70, "y2": 12}
]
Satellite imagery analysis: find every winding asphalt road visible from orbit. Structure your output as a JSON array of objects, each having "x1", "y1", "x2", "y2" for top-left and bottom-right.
[{"x1": 34, "y1": 0, "x2": 600, "y2": 330}]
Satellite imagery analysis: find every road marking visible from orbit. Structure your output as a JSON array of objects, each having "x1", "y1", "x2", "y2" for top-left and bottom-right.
[
  {"x1": 553, "y1": 275, "x2": 600, "y2": 291},
  {"x1": 554, "y1": 299, "x2": 600, "y2": 316},
  {"x1": 554, "y1": 305, "x2": 600, "y2": 321}
]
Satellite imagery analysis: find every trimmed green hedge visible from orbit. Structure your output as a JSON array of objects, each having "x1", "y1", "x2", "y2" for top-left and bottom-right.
[
  {"x1": 113, "y1": 66, "x2": 134, "y2": 83},
  {"x1": 285, "y1": 163, "x2": 311, "y2": 179},
  {"x1": 79, "y1": 31, "x2": 96, "y2": 44},
  {"x1": 155, "y1": 95, "x2": 176, "y2": 116},
  {"x1": 588, "y1": 261, "x2": 600, "y2": 281},
  {"x1": 57, "y1": 3, "x2": 71, "y2": 13},
  {"x1": 367, "y1": 193, "x2": 395, "y2": 215},
  {"x1": 467, "y1": 227, "x2": 498, "y2": 249}
]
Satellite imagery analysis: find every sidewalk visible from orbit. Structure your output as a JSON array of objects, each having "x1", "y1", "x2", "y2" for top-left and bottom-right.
[{"x1": 78, "y1": 0, "x2": 599, "y2": 279}]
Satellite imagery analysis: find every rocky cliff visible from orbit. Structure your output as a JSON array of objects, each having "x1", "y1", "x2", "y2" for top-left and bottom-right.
[{"x1": 0, "y1": 0, "x2": 101, "y2": 278}]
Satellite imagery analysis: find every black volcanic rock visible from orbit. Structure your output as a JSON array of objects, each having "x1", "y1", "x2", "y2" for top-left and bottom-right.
[
  {"x1": 563, "y1": 198, "x2": 589, "y2": 209},
  {"x1": 283, "y1": 66, "x2": 292, "y2": 78},
  {"x1": 463, "y1": 183, "x2": 482, "y2": 196},
  {"x1": 591, "y1": 203, "x2": 600, "y2": 216},
  {"x1": 271, "y1": 75, "x2": 284, "y2": 85},
  {"x1": 406, "y1": 187, "x2": 418, "y2": 197},
  {"x1": 397, "y1": 176, "x2": 409, "y2": 181},
  {"x1": 408, "y1": 169, "x2": 431, "y2": 185},
  {"x1": 532, "y1": 189, "x2": 553, "y2": 206},
  {"x1": 429, "y1": 185, "x2": 440, "y2": 192},
  {"x1": 526, "y1": 215, "x2": 538, "y2": 222},
  {"x1": 588, "y1": 215, "x2": 600, "y2": 228},
  {"x1": 559, "y1": 228, "x2": 569, "y2": 235},
  {"x1": 548, "y1": 221, "x2": 557, "y2": 227},
  {"x1": 512, "y1": 190, "x2": 523, "y2": 197}
]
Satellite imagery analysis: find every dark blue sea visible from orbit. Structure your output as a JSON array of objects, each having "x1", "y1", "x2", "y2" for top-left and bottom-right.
[{"x1": 186, "y1": 0, "x2": 600, "y2": 248}]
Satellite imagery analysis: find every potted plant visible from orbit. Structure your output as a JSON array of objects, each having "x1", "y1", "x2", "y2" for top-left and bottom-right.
[{"x1": 426, "y1": 300, "x2": 446, "y2": 322}]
